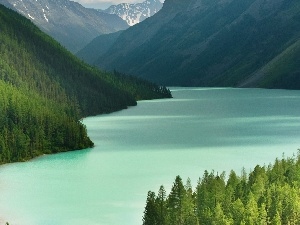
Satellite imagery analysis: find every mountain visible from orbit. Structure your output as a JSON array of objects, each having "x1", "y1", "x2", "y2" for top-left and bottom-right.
[
  {"x1": 0, "y1": 4, "x2": 171, "y2": 164},
  {"x1": 77, "y1": 30, "x2": 124, "y2": 65},
  {"x1": 0, "y1": 0, "x2": 128, "y2": 53},
  {"x1": 90, "y1": 0, "x2": 300, "y2": 89},
  {"x1": 77, "y1": 0, "x2": 163, "y2": 63},
  {"x1": 103, "y1": 0, "x2": 163, "y2": 26}
]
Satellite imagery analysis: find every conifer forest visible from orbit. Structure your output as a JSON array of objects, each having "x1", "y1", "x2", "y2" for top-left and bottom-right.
[{"x1": 143, "y1": 154, "x2": 300, "y2": 225}]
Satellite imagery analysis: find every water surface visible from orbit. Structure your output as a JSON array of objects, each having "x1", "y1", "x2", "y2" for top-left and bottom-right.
[{"x1": 0, "y1": 88, "x2": 300, "y2": 225}]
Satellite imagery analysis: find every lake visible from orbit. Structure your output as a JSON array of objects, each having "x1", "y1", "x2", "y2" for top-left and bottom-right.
[{"x1": 0, "y1": 88, "x2": 300, "y2": 225}]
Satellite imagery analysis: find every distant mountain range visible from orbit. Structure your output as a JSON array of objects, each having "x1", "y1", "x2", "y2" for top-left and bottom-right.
[
  {"x1": 0, "y1": 0, "x2": 128, "y2": 52},
  {"x1": 102, "y1": 0, "x2": 163, "y2": 26},
  {"x1": 79, "y1": 0, "x2": 300, "y2": 89}
]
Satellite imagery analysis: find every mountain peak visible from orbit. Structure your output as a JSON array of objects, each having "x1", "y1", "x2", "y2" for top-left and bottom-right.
[{"x1": 104, "y1": 0, "x2": 163, "y2": 26}]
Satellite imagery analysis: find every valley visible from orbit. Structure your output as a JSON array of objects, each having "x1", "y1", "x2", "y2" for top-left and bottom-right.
[{"x1": 0, "y1": 0, "x2": 300, "y2": 224}]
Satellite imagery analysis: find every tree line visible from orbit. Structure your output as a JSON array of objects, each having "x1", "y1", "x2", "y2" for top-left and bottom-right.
[{"x1": 143, "y1": 152, "x2": 300, "y2": 224}]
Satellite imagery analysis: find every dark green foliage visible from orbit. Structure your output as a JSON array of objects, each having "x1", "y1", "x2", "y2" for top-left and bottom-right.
[
  {"x1": 143, "y1": 152, "x2": 300, "y2": 224},
  {"x1": 0, "y1": 4, "x2": 171, "y2": 164},
  {"x1": 112, "y1": 70, "x2": 172, "y2": 100},
  {"x1": 156, "y1": 185, "x2": 167, "y2": 225},
  {"x1": 0, "y1": 81, "x2": 93, "y2": 163},
  {"x1": 143, "y1": 191, "x2": 159, "y2": 225}
]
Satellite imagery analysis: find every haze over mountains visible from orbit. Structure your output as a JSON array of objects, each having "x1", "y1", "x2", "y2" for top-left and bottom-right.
[
  {"x1": 103, "y1": 0, "x2": 163, "y2": 26},
  {"x1": 79, "y1": 0, "x2": 300, "y2": 89},
  {"x1": 0, "y1": 0, "x2": 128, "y2": 52}
]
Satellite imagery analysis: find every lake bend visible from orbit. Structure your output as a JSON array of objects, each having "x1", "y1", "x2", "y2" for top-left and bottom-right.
[{"x1": 1, "y1": 88, "x2": 300, "y2": 225}]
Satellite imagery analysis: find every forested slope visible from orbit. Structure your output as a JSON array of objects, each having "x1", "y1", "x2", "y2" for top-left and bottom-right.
[
  {"x1": 0, "y1": 4, "x2": 171, "y2": 164},
  {"x1": 143, "y1": 153, "x2": 300, "y2": 224},
  {"x1": 93, "y1": 0, "x2": 300, "y2": 88}
]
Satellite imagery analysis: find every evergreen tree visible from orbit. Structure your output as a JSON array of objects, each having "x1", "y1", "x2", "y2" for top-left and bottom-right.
[
  {"x1": 143, "y1": 191, "x2": 158, "y2": 225},
  {"x1": 258, "y1": 203, "x2": 268, "y2": 225},
  {"x1": 244, "y1": 192, "x2": 259, "y2": 225},
  {"x1": 271, "y1": 211, "x2": 282, "y2": 225},
  {"x1": 156, "y1": 185, "x2": 167, "y2": 225},
  {"x1": 231, "y1": 198, "x2": 245, "y2": 225},
  {"x1": 212, "y1": 203, "x2": 232, "y2": 225},
  {"x1": 167, "y1": 176, "x2": 186, "y2": 225},
  {"x1": 182, "y1": 178, "x2": 198, "y2": 225}
]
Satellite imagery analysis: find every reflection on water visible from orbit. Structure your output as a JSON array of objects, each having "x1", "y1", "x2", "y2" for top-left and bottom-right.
[{"x1": 0, "y1": 88, "x2": 300, "y2": 225}]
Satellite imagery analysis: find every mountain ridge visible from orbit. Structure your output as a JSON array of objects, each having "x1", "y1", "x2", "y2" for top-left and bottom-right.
[{"x1": 84, "y1": 0, "x2": 300, "y2": 89}]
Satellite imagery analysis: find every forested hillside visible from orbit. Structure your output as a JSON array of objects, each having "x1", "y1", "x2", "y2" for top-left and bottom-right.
[
  {"x1": 0, "y1": 4, "x2": 171, "y2": 164},
  {"x1": 92, "y1": 0, "x2": 300, "y2": 88},
  {"x1": 143, "y1": 153, "x2": 300, "y2": 224}
]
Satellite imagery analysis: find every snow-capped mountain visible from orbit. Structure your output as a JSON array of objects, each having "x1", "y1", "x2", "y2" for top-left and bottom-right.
[
  {"x1": 104, "y1": 0, "x2": 163, "y2": 26},
  {"x1": 0, "y1": 0, "x2": 128, "y2": 52}
]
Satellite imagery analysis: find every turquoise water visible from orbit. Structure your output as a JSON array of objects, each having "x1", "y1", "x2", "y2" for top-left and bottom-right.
[{"x1": 1, "y1": 88, "x2": 300, "y2": 225}]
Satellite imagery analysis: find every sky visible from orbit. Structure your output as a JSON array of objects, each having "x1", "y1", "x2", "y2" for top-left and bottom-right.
[{"x1": 74, "y1": 0, "x2": 164, "y2": 9}]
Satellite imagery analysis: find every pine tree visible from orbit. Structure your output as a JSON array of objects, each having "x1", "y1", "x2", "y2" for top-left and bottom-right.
[
  {"x1": 258, "y1": 203, "x2": 268, "y2": 225},
  {"x1": 271, "y1": 211, "x2": 282, "y2": 225},
  {"x1": 212, "y1": 203, "x2": 232, "y2": 225},
  {"x1": 167, "y1": 176, "x2": 186, "y2": 225},
  {"x1": 156, "y1": 185, "x2": 167, "y2": 225},
  {"x1": 182, "y1": 178, "x2": 198, "y2": 225},
  {"x1": 231, "y1": 198, "x2": 245, "y2": 225},
  {"x1": 244, "y1": 192, "x2": 259, "y2": 225},
  {"x1": 143, "y1": 191, "x2": 158, "y2": 225}
]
